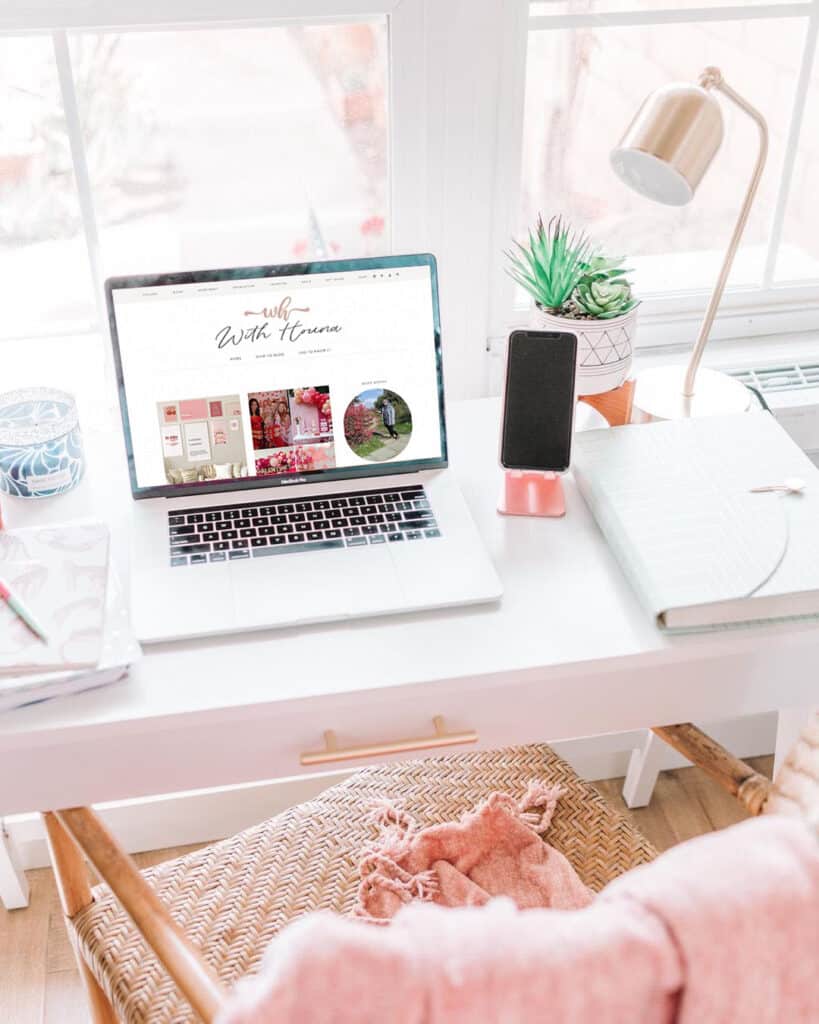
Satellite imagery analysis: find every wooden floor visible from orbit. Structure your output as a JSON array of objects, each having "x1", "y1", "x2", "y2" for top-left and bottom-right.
[{"x1": 1, "y1": 757, "x2": 772, "y2": 1023}]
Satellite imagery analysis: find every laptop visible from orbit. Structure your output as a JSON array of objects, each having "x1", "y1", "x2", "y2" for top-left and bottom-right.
[{"x1": 106, "y1": 253, "x2": 502, "y2": 643}]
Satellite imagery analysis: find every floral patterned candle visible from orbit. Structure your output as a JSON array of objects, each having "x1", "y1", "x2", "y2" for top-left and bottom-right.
[{"x1": 0, "y1": 388, "x2": 84, "y2": 498}]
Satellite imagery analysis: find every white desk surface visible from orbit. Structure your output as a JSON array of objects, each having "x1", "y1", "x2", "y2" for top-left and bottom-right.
[{"x1": 2, "y1": 339, "x2": 819, "y2": 812}]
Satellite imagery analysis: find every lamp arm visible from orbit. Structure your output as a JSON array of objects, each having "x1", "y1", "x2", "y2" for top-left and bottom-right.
[{"x1": 683, "y1": 69, "x2": 769, "y2": 398}]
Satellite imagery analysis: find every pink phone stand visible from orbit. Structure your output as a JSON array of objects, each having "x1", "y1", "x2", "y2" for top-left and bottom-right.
[{"x1": 498, "y1": 470, "x2": 565, "y2": 518}]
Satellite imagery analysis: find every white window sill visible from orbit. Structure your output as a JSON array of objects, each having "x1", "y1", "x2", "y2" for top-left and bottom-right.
[
  {"x1": 637, "y1": 331, "x2": 819, "y2": 374},
  {"x1": 486, "y1": 326, "x2": 819, "y2": 396}
]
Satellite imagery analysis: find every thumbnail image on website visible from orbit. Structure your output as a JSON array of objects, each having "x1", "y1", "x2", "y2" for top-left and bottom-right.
[
  {"x1": 249, "y1": 387, "x2": 335, "y2": 477},
  {"x1": 343, "y1": 388, "x2": 412, "y2": 463},
  {"x1": 156, "y1": 395, "x2": 248, "y2": 484},
  {"x1": 111, "y1": 264, "x2": 443, "y2": 490}
]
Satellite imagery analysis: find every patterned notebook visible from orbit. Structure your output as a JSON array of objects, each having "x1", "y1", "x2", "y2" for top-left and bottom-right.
[{"x1": 0, "y1": 521, "x2": 109, "y2": 675}]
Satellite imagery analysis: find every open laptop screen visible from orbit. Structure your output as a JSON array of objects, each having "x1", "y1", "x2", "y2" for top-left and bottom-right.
[{"x1": 107, "y1": 255, "x2": 447, "y2": 498}]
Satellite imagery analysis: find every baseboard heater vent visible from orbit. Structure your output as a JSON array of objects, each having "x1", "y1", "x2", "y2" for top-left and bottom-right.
[
  {"x1": 729, "y1": 363, "x2": 819, "y2": 394},
  {"x1": 727, "y1": 362, "x2": 819, "y2": 462}
]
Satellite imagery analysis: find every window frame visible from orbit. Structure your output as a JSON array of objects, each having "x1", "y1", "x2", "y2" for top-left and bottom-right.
[
  {"x1": 4, "y1": 0, "x2": 819, "y2": 402},
  {"x1": 1, "y1": 0, "x2": 520, "y2": 399},
  {"x1": 488, "y1": 0, "x2": 819, "y2": 357},
  {"x1": 1, "y1": 0, "x2": 431, "y2": 336}
]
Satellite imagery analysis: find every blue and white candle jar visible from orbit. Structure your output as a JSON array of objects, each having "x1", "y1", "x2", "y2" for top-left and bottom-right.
[{"x1": 0, "y1": 388, "x2": 85, "y2": 498}]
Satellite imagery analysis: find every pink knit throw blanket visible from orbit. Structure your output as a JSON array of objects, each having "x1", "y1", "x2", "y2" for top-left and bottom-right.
[
  {"x1": 354, "y1": 782, "x2": 592, "y2": 920},
  {"x1": 220, "y1": 788, "x2": 819, "y2": 1024}
]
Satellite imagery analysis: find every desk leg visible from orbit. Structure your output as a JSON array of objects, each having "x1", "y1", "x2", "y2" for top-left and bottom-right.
[
  {"x1": 622, "y1": 731, "x2": 666, "y2": 808},
  {"x1": 0, "y1": 822, "x2": 29, "y2": 909},
  {"x1": 774, "y1": 707, "x2": 816, "y2": 779}
]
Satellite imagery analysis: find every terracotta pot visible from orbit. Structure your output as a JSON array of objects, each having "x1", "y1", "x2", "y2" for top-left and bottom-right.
[{"x1": 532, "y1": 305, "x2": 638, "y2": 397}]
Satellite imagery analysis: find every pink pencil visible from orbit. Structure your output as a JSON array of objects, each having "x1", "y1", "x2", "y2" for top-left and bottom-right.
[{"x1": 0, "y1": 579, "x2": 49, "y2": 643}]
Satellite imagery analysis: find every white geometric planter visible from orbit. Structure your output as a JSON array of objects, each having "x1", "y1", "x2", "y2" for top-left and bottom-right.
[{"x1": 532, "y1": 305, "x2": 638, "y2": 397}]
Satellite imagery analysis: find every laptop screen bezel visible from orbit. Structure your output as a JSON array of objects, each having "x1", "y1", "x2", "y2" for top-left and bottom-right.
[{"x1": 106, "y1": 253, "x2": 448, "y2": 500}]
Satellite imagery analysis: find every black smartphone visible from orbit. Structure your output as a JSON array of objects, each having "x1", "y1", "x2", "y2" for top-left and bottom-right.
[{"x1": 500, "y1": 330, "x2": 577, "y2": 472}]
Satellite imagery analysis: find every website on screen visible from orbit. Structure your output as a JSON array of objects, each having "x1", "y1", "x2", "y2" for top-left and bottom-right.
[{"x1": 111, "y1": 266, "x2": 443, "y2": 490}]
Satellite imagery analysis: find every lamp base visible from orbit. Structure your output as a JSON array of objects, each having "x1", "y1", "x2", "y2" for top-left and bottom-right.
[{"x1": 631, "y1": 365, "x2": 751, "y2": 423}]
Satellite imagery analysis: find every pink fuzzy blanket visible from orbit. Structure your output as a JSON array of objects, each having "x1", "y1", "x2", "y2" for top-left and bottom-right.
[
  {"x1": 220, "y1": 785, "x2": 819, "y2": 1024},
  {"x1": 354, "y1": 782, "x2": 592, "y2": 920}
]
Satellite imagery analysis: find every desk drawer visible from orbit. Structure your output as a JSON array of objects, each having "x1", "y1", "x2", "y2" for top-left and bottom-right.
[
  {"x1": 259, "y1": 683, "x2": 551, "y2": 780},
  {"x1": 0, "y1": 681, "x2": 551, "y2": 814}
]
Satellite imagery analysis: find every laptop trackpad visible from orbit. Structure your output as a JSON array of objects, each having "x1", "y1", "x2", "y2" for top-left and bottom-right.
[{"x1": 232, "y1": 544, "x2": 401, "y2": 627}]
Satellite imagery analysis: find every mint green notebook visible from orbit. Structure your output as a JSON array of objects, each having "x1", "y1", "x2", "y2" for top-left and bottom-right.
[{"x1": 572, "y1": 412, "x2": 819, "y2": 632}]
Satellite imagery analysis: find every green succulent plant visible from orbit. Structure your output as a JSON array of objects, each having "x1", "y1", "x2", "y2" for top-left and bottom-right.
[
  {"x1": 574, "y1": 255, "x2": 638, "y2": 320},
  {"x1": 505, "y1": 215, "x2": 594, "y2": 313},
  {"x1": 507, "y1": 217, "x2": 639, "y2": 321}
]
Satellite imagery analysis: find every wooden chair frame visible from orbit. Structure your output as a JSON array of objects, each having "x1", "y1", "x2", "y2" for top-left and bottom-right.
[
  {"x1": 43, "y1": 808, "x2": 228, "y2": 1022},
  {"x1": 43, "y1": 719, "x2": 816, "y2": 1024}
]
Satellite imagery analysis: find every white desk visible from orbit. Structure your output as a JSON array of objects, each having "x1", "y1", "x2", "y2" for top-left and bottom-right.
[{"x1": 1, "y1": 346, "x2": 818, "y2": 904}]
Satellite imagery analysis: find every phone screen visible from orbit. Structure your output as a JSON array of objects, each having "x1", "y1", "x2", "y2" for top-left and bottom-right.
[{"x1": 500, "y1": 331, "x2": 577, "y2": 472}]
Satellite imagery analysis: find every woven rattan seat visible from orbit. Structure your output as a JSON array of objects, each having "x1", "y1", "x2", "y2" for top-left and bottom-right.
[{"x1": 71, "y1": 743, "x2": 656, "y2": 1023}]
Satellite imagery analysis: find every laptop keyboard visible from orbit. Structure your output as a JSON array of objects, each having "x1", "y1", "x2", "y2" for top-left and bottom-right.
[{"x1": 167, "y1": 484, "x2": 441, "y2": 566}]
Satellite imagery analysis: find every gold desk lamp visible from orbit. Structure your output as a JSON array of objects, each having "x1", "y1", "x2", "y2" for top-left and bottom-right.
[{"x1": 611, "y1": 67, "x2": 768, "y2": 421}]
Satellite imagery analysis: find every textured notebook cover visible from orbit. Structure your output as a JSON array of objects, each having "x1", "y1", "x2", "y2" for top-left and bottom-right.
[
  {"x1": 572, "y1": 412, "x2": 819, "y2": 629},
  {"x1": 0, "y1": 521, "x2": 109, "y2": 675},
  {"x1": 0, "y1": 560, "x2": 140, "y2": 711}
]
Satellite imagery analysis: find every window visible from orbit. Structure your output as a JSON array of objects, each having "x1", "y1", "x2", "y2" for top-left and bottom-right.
[
  {"x1": 71, "y1": 25, "x2": 388, "y2": 277},
  {"x1": 521, "y1": 14, "x2": 805, "y2": 291},
  {"x1": 4, "y1": 1, "x2": 819, "y2": 397},
  {"x1": 492, "y1": 0, "x2": 819, "y2": 346},
  {"x1": 779, "y1": 31, "x2": 819, "y2": 282},
  {"x1": 1, "y1": 12, "x2": 391, "y2": 342},
  {"x1": 0, "y1": 36, "x2": 96, "y2": 337}
]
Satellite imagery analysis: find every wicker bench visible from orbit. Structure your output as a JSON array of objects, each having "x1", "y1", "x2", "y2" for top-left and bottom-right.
[{"x1": 45, "y1": 719, "x2": 819, "y2": 1023}]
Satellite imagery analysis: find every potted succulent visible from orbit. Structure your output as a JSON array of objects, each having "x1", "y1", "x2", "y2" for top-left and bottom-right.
[{"x1": 506, "y1": 216, "x2": 639, "y2": 396}]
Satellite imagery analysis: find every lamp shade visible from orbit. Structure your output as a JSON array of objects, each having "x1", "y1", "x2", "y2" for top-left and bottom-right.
[{"x1": 611, "y1": 83, "x2": 723, "y2": 206}]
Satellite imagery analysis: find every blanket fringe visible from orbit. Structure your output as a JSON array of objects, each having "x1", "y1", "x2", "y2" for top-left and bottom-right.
[
  {"x1": 518, "y1": 780, "x2": 564, "y2": 834},
  {"x1": 354, "y1": 852, "x2": 439, "y2": 922},
  {"x1": 366, "y1": 798, "x2": 416, "y2": 836}
]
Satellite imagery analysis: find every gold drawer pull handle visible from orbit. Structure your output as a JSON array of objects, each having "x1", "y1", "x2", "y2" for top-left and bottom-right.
[{"x1": 300, "y1": 715, "x2": 478, "y2": 766}]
